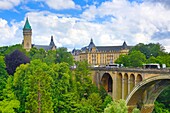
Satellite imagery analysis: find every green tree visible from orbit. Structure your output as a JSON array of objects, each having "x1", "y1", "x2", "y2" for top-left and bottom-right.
[
  {"x1": 99, "y1": 86, "x2": 109, "y2": 102},
  {"x1": 28, "y1": 48, "x2": 46, "y2": 61},
  {"x1": 76, "y1": 98, "x2": 96, "y2": 113},
  {"x1": 156, "y1": 86, "x2": 170, "y2": 111},
  {"x1": 57, "y1": 92, "x2": 80, "y2": 112},
  {"x1": 25, "y1": 60, "x2": 53, "y2": 113},
  {"x1": 43, "y1": 50, "x2": 56, "y2": 65},
  {"x1": 13, "y1": 64, "x2": 29, "y2": 112},
  {"x1": 128, "y1": 51, "x2": 146, "y2": 67},
  {"x1": 146, "y1": 56, "x2": 158, "y2": 64},
  {"x1": 104, "y1": 99, "x2": 128, "y2": 113},
  {"x1": 132, "y1": 108, "x2": 140, "y2": 113},
  {"x1": 130, "y1": 43, "x2": 165, "y2": 59},
  {"x1": 115, "y1": 51, "x2": 146, "y2": 67},
  {"x1": 156, "y1": 55, "x2": 170, "y2": 67},
  {"x1": 76, "y1": 93, "x2": 103, "y2": 113},
  {"x1": 74, "y1": 61, "x2": 94, "y2": 98},
  {"x1": 0, "y1": 46, "x2": 8, "y2": 56},
  {"x1": 56, "y1": 47, "x2": 74, "y2": 66},
  {"x1": 153, "y1": 101, "x2": 170, "y2": 113},
  {"x1": 28, "y1": 47, "x2": 74, "y2": 65},
  {"x1": 49, "y1": 62, "x2": 72, "y2": 113},
  {"x1": 86, "y1": 93, "x2": 102, "y2": 112},
  {"x1": 115, "y1": 54, "x2": 130, "y2": 67},
  {"x1": 14, "y1": 60, "x2": 53, "y2": 113},
  {"x1": 0, "y1": 76, "x2": 20, "y2": 113},
  {"x1": 28, "y1": 47, "x2": 57, "y2": 65},
  {"x1": 101, "y1": 95, "x2": 113, "y2": 110},
  {"x1": 5, "y1": 50, "x2": 30, "y2": 75},
  {"x1": 0, "y1": 44, "x2": 26, "y2": 56},
  {"x1": 0, "y1": 56, "x2": 8, "y2": 100}
]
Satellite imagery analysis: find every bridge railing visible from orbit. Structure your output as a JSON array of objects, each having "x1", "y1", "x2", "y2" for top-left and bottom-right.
[{"x1": 91, "y1": 67, "x2": 170, "y2": 74}]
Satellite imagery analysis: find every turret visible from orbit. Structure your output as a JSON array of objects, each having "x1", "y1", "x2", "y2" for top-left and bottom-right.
[
  {"x1": 122, "y1": 41, "x2": 128, "y2": 49},
  {"x1": 23, "y1": 17, "x2": 32, "y2": 51},
  {"x1": 88, "y1": 38, "x2": 95, "y2": 51},
  {"x1": 49, "y1": 36, "x2": 55, "y2": 47}
]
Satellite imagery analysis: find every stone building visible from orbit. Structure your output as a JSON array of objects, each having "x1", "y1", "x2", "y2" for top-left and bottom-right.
[
  {"x1": 72, "y1": 39, "x2": 132, "y2": 66},
  {"x1": 23, "y1": 18, "x2": 56, "y2": 51}
]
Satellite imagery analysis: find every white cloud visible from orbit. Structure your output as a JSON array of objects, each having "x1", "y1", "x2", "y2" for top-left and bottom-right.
[
  {"x1": 44, "y1": 0, "x2": 80, "y2": 10},
  {"x1": 145, "y1": 0, "x2": 170, "y2": 8},
  {"x1": 0, "y1": 0, "x2": 21, "y2": 10},
  {"x1": 15, "y1": 11, "x2": 127, "y2": 51},
  {"x1": 0, "y1": 18, "x2": 21, "y2": 46},
  {"x1": 81, "y1": 0, "x2": 170, "y2": 52},
  {"x1": 1, "y1": 0, "x2": 170, "y2": 53}
]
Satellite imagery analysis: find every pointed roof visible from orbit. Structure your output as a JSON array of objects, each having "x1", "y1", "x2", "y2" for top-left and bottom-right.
[
  {"x1": 23, "y1": 17, "x2": 31, "y2": 30},
  {"x1": 79, "y1": 40, "x2": 133, "y2": 53},
  {"x1": 122, "y1": 41, "x2": 128, "y2": 49},
  {"x1": 49, "y1": 36, "x2": 55, "y2": 47},
  {"x1": 90, "y1": 38, "x2": 93, "y2": 43},
  {"x1": 88, "y1": 38, "x2": 95, "y2": 49}
]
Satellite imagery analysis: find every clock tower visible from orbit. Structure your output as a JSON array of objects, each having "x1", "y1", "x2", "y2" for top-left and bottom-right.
[{"x1": 23, "y1": 17, "x2": 32, "y2": 51}]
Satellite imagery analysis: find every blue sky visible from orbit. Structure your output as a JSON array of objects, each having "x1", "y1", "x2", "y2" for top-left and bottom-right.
[{"x1": 0, "y1": 0, "x2": 170, "y2": 52}]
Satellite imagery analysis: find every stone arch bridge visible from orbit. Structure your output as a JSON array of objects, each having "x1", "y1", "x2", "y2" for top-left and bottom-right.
[{"x1": 90, "y1": 67, "x2": 170, "y2": 113}]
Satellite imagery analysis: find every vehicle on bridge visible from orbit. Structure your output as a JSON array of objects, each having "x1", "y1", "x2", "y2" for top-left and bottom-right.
[
  {"x1": 106, "y1": 63, "x2": 123, "y2": 68},
  {"x1": 143, "y1": 63, "x2": 166, "y2": 69}
]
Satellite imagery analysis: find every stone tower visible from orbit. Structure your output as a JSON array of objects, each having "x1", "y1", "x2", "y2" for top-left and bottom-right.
[{"x1": 23, "y1": 17, "x2": 32, "y2": 51}]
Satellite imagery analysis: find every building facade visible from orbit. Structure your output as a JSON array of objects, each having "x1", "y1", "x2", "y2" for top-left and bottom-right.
[
  {"x1": 23, "y1": 18, "x2": 56, "y2": 51},
  {"x1": 72, "y1": 39, "x2": 132, "y2": 66}
]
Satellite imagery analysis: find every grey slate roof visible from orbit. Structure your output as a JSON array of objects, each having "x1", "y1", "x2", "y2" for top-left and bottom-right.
[
  {"x1": 96, "y1": 46, "x2": 125, "y2": 52},
  {"x1": 82, "y1": 41, "x2": 132, "y2": 52},
  {"x1": 72, "y1": 48, "x2": 81, "y2": 55},
  {"x1": 33, "y1": 45, "x2": 54, "y2": 51},
  {"x1": 88, "y1": 38, "x2": 95, "y2": 50},
  {"x1": 96, "y1": 44, "x2": 132, "y2": 52},
  {"x1": 71, "y1": 39, "x2": 133, "y2": 55}
]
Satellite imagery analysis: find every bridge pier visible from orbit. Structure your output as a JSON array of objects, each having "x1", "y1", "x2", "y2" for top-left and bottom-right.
[
  {"x1": 128, "y1": 104, "x2": 154, "y2": 113},
  {"x1": 127, "y1": 105, "x2": 136, "y2": 113},
  {"x1": 140, "y1": 104, "x2": 154, "y2": 113}
]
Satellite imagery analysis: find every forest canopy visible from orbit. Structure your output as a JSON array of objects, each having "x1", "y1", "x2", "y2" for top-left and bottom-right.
[{"x1": 0, "y1": 43, "x2": 169, "y2": 113}]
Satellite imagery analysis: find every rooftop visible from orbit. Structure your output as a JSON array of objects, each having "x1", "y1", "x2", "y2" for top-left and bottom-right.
[{"x1": 23, "y1": 17, "x2": 31, "y2": 30}]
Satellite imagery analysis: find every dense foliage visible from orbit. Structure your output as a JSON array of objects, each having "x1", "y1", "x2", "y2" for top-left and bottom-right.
[
  {"x1": 5, "y1": 50, "x2": 30, "y2": 75},
  {"x1": 0, "y1": 45, "x2": 115, "y2": 113},
  {"x1": 130, "y1": 43, "x2": 165, "y2": 58},
  {"x1": 0, "y1": 77, "x2": 20, "y2": 113},
  {"x1": 0, "y1": 56, "x2": 8, "y2": 100},
  {"x1": 104, "y1": 99, "x2": 128, "y2": 113},
  {"x1": 0, "y1": 43, "x2": 169, "y2": 112},
  {"x1": 28, "y1": 47, "x2": 73, "y2": 66},
  {"x1": 116, "y1": 51, "x2": 146, "y2": 67},
  {"x1": 0, "y1": 44, "x2": 26, "y2": 56}
]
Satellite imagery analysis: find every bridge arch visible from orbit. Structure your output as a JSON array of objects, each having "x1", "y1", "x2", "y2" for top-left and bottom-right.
[
  {"x1": 130, "y1": 74, "x2": 135, "y2": 92},
  {"x1": 126, "y1": 75, "x2": 170, "y2": 113},
  {"x1": 136, "y1": 74, "x2": 142, "y2": 84},
  {"x1": 101, "y1": 73, "x2": 113, "y2": 93}
]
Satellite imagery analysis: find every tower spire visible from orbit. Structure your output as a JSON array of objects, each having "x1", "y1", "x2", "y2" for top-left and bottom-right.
[
  {"x1": 122, "y1": 41, "x2": 128, "y2": 49},
  {"x1": 49, "y1": 35, "x2": 55, "y2": 47},
  {"x1": 23, "y1": 17, "x2": 31, "y2": 30},
  {"x1": 91, "y1": 38, "x2": 93, "y2": 43}
]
